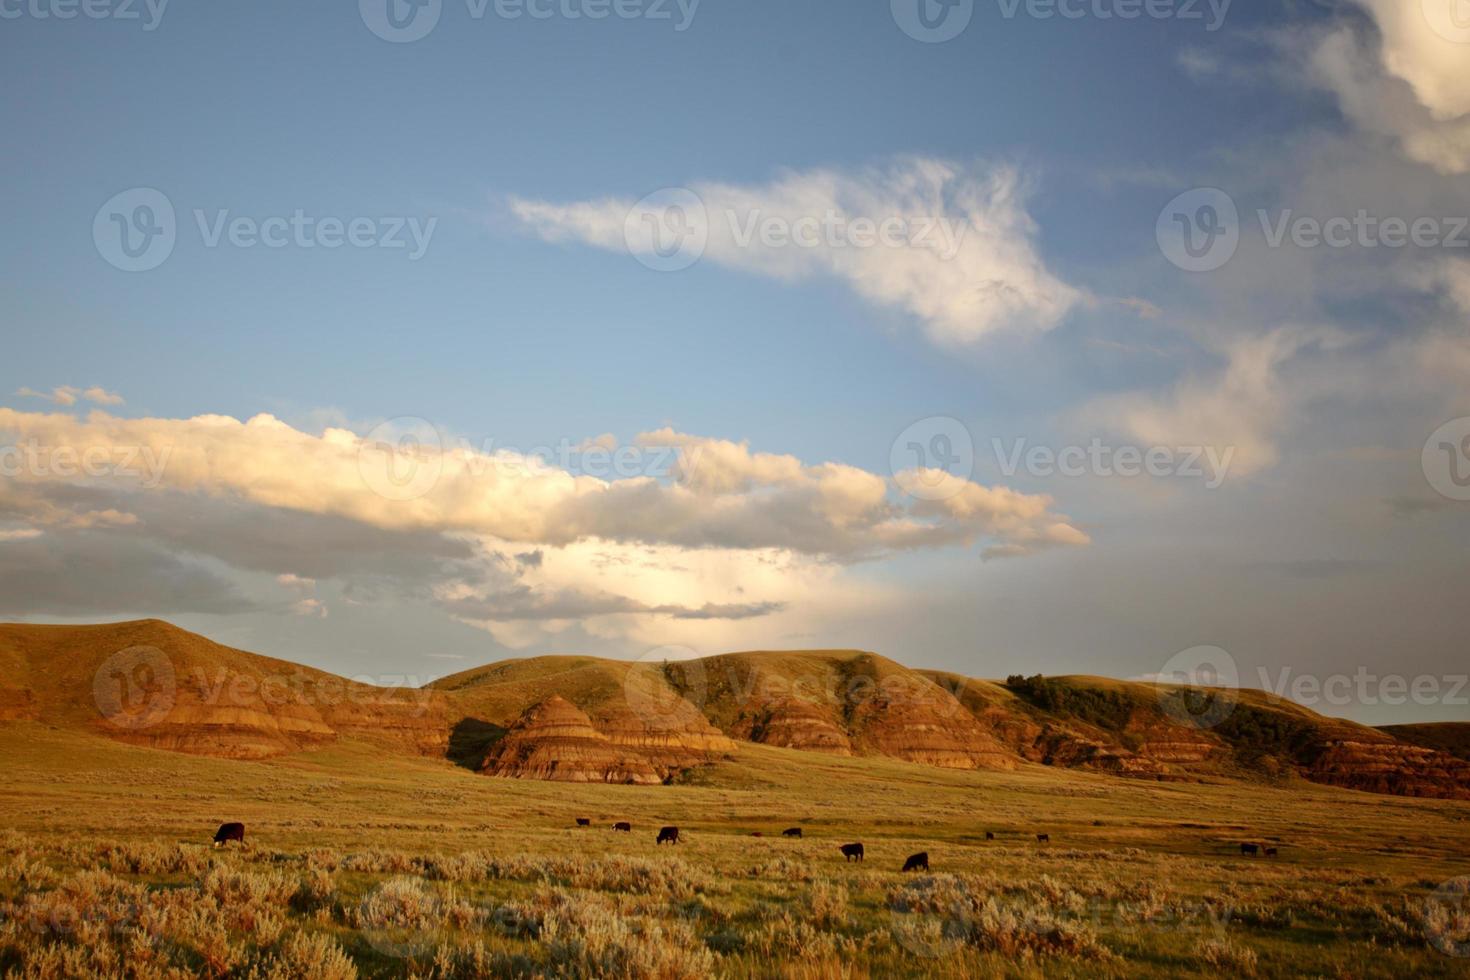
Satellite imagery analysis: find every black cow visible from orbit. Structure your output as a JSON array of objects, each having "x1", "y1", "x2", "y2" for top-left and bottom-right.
[
  {"x1": 1264, "y1": 847, "x2": 1278, "y2": 858},
  {"x1": 840, "y1": 843, "x2": 864, "y2": 863},
  {"x1": 1036, "y1": 833, "x2": 1050, "y2": 843},
  {"x1": 213, "y1": 822, "x2": 245, "y2": 848},
  {"x1": 901, "y1": 851, "x2": 929, "y2": 873},
  {"x1": 613, "y1": 821, "x2": 632, "y2": 832},
  {"x1": 1240, "y1": 843, "x2": 1259, "y2": 856},
  {"x1": 575, "y1": 818, "x2": 591, "y2": 827},
  {"x1": 782, "y1": 827, "x2": 803, "y2": 838},
  {"x1": 657, "y1": 826, "x2": 680, "y2": 845},
  {"x1": 750, "y1": 832, "x2": 764, "y2": 837},
  {"x1": 985, "y1": 832, "x2": 995, "y2": 841}
]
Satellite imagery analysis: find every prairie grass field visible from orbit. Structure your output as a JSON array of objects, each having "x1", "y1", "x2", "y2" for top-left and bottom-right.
[{"x1": 2, "y1": 723, "x2": 1468, "y2": 978}]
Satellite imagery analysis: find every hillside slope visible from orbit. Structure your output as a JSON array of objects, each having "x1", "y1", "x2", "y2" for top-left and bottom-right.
[
  {"x1": 0, "y1": 620, "x2": 451, "y2": 759},
  {"x1": 3, "y1": 620, "x2": 1468, "y2": 800}
]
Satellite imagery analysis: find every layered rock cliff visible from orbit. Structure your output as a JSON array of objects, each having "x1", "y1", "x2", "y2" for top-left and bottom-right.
[{"x1": 480, "y1": 696, "x2": 661, "y2": 785}]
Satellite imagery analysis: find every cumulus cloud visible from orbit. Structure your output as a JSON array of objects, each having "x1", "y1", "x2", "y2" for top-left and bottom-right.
[
  {"x1": 1308, "y1": 5, "x2": 1470, "y2": 173},
  {"x1": 0, "y1": 409, "x2": 1084, "y2": 562},
  {"x1": 508, "y1": 158, "x2": 1083, "y2": 346},
  {"x1": 0, "y1": 403, "x2": 1087, "y2": 643}
]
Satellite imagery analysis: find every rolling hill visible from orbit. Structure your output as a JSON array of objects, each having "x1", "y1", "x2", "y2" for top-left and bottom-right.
[{"x1": 2, "y1": 619, "x2": 1468, "y2": 800}]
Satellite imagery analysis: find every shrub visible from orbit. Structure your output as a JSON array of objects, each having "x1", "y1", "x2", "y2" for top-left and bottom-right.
[{"x1": 1195, "y1": 937, "x2": 1259, "y2": 976}]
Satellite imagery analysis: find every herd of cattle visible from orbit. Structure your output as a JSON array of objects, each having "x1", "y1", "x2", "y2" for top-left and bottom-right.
[{"x1": 212, "y1": 821, "x2": 1280, "y2": 867}]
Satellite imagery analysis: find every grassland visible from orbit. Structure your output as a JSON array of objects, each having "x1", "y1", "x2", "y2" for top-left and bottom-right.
[{"x1": 2, "y1": 722, "x2": 1469, "y2": 978}]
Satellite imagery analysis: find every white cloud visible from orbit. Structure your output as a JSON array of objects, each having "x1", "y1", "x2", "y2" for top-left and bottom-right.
[
  {"x1": 509, "y1": 158, "x2": 1083, "y2": 346},
  {"x1": 442, "y1": 537, "x2": 891, "y2": 652},
  {"x1": 0, "y1": 404, "x2": 1089, "y2": 647},
  {"x1": 0, "y1": 408, "x2": 1083, "y2": 562},
  {"x1": 290, "y1": 598, "x2": 328, "y2": 618},
  {"x1": 1309, "y1": 7, "x2": 1470, "y2": 174}
]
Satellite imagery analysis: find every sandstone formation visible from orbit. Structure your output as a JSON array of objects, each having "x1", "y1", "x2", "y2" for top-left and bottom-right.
[
  {"x1": 734, "y1": 697, "x2": 853, "y2": 755},
  {"x1": 847, "y1": 688, "x2": 1019, "y2": 770},
  {"x1": 592, "y1": 702, "x2": 737, "y2": 773},
  {"x1": 480, "y1": 696, "x2": 661, "y2": 784},
  {"x1": 1299, "y1": 738, "x2": 1470, "y2": 800}
]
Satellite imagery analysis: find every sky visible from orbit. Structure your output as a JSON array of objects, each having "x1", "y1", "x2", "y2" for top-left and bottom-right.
[{"x1": 1, "y1": 0, "x2": 1468, "y2": 725}]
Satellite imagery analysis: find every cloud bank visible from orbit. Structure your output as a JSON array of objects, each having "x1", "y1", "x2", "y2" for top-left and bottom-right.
[{"x1": 0, "y1": 402, "x2": 1087, "y2": 648}]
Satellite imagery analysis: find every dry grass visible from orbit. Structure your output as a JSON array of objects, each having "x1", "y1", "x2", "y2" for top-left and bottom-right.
[{"x1": 2, "y1": 723, "x2": 1469, "y2": 978}]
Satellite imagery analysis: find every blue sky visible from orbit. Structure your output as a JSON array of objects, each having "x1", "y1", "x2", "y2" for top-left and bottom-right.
[{"x1": 2, "y1": 0, "x2": 1469, "y2": 725}]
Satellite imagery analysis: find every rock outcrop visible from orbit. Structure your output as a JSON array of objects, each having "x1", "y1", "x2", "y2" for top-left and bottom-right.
[
  {"x1": 1300, "y1": 738, "x2": 1470, "y2": 800},
  {"x1": 593, "y1": 703, "x2": 737, "y2": 773},
  {"x1": 848, "y1": 689, "x2": 1020, "y2": 770},
  {"x1": 735, "y1": 697, "x2": 853, "y2": 755},
  {"x1": 481, "y1": 696, "x2": 661, "y2": 784}
]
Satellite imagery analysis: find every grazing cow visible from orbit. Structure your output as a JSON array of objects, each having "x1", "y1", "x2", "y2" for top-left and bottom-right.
[
  {"x1": 782, "y1": 827, "x2": 803, "y2": 838},
  {"x1": 750, "y1": 832, "x2": 764, "y2": 837},
  {"x1": 1036, "y1": 833, "x2": 1050, "y2": 843},
  {"x1": 613, "y1": 822, "x2": 632, "y2": 832},
  {"x1": 901, "y1": 851, "x2": 929, "y2": 873},
  {"x1": 840, "y1": 843, "x2": 864, "y2": 863},
  {"x1": 1240, "y1": 843, "x2": 1259, "y2": 856},
  {"x1": 212, "y1": 822, "x2": 245, "y2": 848},
  {"x1": 1264, "y1": 847, "x2": 1278, "y2": 858},
  {"x1": 985, "y1": 832, "x2": 995, "y2": 841},
  {"x1": 657, "y1": 826, "x2": 680, "y2": 845},
  {"x1": 575, "y1": 818, "x2": 591, "y2": 827}
]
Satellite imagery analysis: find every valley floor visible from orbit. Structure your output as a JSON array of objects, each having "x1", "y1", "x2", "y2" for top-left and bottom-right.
[{"x1": 1, "y1": 723, "x2": 1468, "y2": 978}]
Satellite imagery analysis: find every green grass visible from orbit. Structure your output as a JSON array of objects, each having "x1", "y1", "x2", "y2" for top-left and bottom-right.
[{"x1": 2, "y1": 722, "x2": 1469, "y2": 978}]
